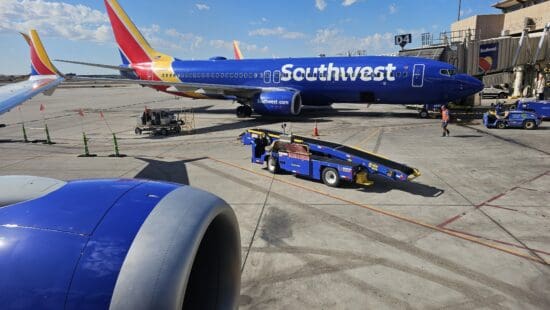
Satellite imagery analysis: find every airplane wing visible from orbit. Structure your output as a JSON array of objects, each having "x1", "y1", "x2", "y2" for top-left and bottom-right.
[
  {"x1": 0, "y1": 76, "x2": 64, "y2": 115},
  {"x1": 0, "y1": 30, "x2": 63, "y2": 116},
  {"x1": 69, "y1": 76, "x2": 296, "y2": 99}
]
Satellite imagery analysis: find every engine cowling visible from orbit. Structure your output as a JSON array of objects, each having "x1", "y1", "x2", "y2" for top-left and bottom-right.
[
  {"x1": 0, "y1": 176, "x2": 241, "y2": 310},
  {"x1": 252, "y1": 90, "x2": 302, "y2": 116}
]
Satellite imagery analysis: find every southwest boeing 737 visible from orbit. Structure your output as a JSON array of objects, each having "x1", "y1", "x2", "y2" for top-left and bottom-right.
[
  {"x1": 0, "y1": 30, "x2": 64, "y2": 119},
  {"x1": 61, "y1": 0, "x2": 483, "y2": 118}
]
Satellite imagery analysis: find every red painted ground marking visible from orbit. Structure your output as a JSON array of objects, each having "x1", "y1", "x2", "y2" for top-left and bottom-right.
[
  {"x1": 444, "y1": 228, "x2": 550, "y2": 257},
  {"x1": 436, "y1": 170, "x2": 550, "y2": 228},
  {"x1": 437, "y1": 215, "x2": 463, "y2": 228},
  {"x1": 484, "y1": 204, "x2": 519, "y2": 212}
]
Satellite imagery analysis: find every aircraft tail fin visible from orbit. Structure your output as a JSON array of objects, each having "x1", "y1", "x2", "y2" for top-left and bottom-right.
[
  {"x1": 104, "y1": 0, "x2": 173, "y2": 64},
  {"x1": 21, "y1": 30, "x2": 61, "y2": 76},
  {"x1": 233, "y1": 41, "x2": 244, "y2": 60}
]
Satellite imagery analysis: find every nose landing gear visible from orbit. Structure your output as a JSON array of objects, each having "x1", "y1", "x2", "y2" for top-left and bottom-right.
[{"x1": 236, "y1": 105, "x2": 252, "y2": 118}]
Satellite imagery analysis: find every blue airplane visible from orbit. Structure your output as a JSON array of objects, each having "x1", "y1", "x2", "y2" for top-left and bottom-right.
[{"x1": 60, "y1": 0, "x2": 483, "y2": 118}]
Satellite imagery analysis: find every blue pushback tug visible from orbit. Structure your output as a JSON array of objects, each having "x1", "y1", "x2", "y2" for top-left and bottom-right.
[{"x1": 241, "y1": 128, "x2": 420, "y2": 187}]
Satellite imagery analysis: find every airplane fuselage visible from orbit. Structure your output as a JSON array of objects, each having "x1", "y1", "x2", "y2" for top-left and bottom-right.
[{"x1": 129, "y1": 56, "x2": 483, "y2": 106}]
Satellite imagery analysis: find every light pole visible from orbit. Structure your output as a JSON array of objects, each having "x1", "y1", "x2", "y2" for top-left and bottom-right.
[{"x1": 457, "y1": 0, "x2": 462, "y2": 21}]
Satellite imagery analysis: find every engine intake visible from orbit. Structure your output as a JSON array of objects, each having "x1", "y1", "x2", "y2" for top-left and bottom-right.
[{"x1": 252, "y1": 90, "x2": 302, "y2": 116}]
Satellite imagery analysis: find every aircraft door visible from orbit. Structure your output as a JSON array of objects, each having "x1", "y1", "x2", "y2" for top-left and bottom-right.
[
  {"x1": 264, "y1": 70, "x2": 272, "y2": 84},
  {"x1": 273, "y1": 70, "x2": 281, "y2": 84},
  {"x1": 412, "y1": 64, "x2": 425, "y2": 87}
]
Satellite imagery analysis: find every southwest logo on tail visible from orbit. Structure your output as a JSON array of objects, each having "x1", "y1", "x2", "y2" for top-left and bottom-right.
[
  {"x1": 0, "y1": 30, "x2": 63, "y2": 117},
  {"x1": 60, "y1": 0, "x2": 483, "y2": 118},
  {"x1": 21, "y1": 30, "x2": 62, "y2": 76}
]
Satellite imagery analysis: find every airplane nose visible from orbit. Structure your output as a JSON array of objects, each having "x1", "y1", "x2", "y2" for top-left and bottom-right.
[{"x1": 457, "y1": 74, "x2": 484, "y2": 94}]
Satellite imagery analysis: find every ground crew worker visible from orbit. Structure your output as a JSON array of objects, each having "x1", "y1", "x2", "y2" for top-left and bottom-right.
[{"x1": 441, "y1": 105, "x2": 450, "y2": 137}]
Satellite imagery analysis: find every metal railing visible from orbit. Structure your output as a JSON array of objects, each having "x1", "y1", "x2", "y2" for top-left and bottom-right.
[{"x1": 421, "y1": 29, "x2": 480, "y2": 47}]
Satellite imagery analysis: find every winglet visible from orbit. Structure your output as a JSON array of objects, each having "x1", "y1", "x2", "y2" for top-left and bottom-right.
[
  {"x1": 20, "y1": 30, "x2": 61, "y2": 76},
  {"x1": 233, "y1": 40, "x2": 244, "y2": 60}
]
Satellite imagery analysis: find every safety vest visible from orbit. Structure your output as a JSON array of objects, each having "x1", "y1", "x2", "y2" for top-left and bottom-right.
[{"x1": 442, "y1": 110, "x2": 450, "y2": 122}]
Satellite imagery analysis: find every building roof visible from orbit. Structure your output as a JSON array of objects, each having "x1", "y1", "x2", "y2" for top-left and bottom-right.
[{"x1": 493, "y1": 0, "x2": 526, "y2": 9}]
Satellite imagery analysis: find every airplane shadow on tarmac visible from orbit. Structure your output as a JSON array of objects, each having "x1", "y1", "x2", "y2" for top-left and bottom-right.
[{"x1": 134, "y1": 157, "x2": 206, "y2": 185}]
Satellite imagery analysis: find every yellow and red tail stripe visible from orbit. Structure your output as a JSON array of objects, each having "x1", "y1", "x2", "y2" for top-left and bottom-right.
[
  {"x1": 21, "y1": 30, "x2": 59, "y2": 76},
  {"x1": 233, "y1": 41, "x2": 244, "y2": 60},
  {"x1": 104, "y1": 0, "x2": 173, "y2": 64}
]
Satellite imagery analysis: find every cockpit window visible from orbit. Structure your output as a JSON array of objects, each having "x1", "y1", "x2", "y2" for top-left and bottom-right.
[{"x1": 439, "y1": 69, "x2": 456, "y2": 77}]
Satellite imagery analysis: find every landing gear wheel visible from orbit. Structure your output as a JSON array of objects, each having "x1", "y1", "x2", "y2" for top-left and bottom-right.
[
  {"x1": 135, "y1": 127, "x2": 142, "y2": 135},
  {"x1": 322, "y1": 167, "x2": 340, "y2": 187},
  {"x1": 498, "y1": 93, "x2": 507, "y2": 99},
  {"x1": 236, "y1": 106, "x2": 246, "y2": 118},
  {"x1": 496, "y1": 122, "x2": 506, "y2": 129},
  {"x1": 174, "y1": 126, "x2": 182, "y2": 134},
  {"x1": 524, "y1": 120, "x2": 536, "y2": 130},
  {"x1": 243, "y1": 105, "x2": 252, "y2": 117},
  {"x1": 267, "y1": 156, "x2": 279, "y2": 174},
  {"x1": 419, "y1": 109, "x2": 429, "y2": 119}
]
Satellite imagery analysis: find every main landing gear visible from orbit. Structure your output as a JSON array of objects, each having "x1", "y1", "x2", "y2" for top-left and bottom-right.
[{"x1": 236, "y1": 105, "x2": 252, "y2": 118}]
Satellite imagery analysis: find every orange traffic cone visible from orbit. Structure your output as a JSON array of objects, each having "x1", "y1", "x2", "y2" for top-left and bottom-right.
[{"x1": 313, "y1": 121, "x2": 319, "y2": 137}]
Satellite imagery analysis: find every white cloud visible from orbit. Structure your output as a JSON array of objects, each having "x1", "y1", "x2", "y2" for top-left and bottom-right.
[
  {"x1": 195, "y1": 3, "x2": 210, "y2": 11},
  {"x1": 389, "y1": 3, "x2": 397, "y2": 14},
  {"x1": 315, "y1": 0, "x2": 327, "y2": 11},
  {"x1": 249, "y1": 27, "x2": 305, "y2": 39},
  {"x1": 209, "y1": 39, "x2": 269, "y2": 54},
  {"x1": 312, "y1": 27, "x2": 406, "y2": 56},
  {"x1": 342, "y1": 0, "x2": 358, "y2": 6},
  {"x1": 0, "y1": 0, "x2": 111, "y2": 42},
  {"x1": 165, "y1": 28, "x2": 204, "y2": 50},
  {"x1": 312, "y1": 28, "x2": 340, "y2": 45}
]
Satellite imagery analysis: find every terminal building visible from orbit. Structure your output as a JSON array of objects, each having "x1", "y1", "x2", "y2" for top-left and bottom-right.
[{"x1": 400, "y1": 0, "x2": 550, "y2": 99}]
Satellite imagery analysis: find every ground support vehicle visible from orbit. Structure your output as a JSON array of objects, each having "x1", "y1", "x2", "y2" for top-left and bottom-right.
[
  {"x1": 241, "y1": 128, "x2": 421, "y2": 188},
  {"x1": 483, "y1": 110, "x2": 541, "y2": 129},
  {"x1": 134, "y1": 109, "x2": 186, "y2": 136},
  {"x1": 515, "y1": 100, "x2": 550, "y2": 119}
]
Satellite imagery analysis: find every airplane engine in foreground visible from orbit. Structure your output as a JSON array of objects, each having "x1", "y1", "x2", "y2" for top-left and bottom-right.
[
  {"x1": 0, "y1": 176, "x2": 241, "y2": 310},
  {"x1": 252, "y1": 90, "x2": 302, "y2": 116}
]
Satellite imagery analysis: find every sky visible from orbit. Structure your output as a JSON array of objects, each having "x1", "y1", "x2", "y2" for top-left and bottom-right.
[{"x1": 0, "y1": 0, "x2": 500, "y2": 75}]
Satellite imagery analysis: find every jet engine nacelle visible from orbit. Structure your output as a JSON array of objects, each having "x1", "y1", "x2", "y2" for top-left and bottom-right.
[
  {"x1": 252, "y1": 90, "x2": 302, "y2": 116},
  {"x1": 0, "y1": 176, "x2": 241, "y2": 310}
]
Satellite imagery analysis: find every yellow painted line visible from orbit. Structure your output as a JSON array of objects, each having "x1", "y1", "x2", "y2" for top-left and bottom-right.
[
  {"x1": 357, "y1": 128, "x2": 380, "y2": 148},
  {"x1": 208, "y1": 157, "x2": 548, "y2": 265}
]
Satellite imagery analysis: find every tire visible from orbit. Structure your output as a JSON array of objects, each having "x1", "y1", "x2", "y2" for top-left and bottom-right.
[
  {"x1": 498, "y1": 93, "x2": 507, "y2": 99},
  {"x1": 236, "y1": 106, "x2": 246, "y2": 118},
  {"x1": 243, "y1": 105, "x2": 252, "y2": 117},
  {"x1": 419, "y1": 109, "x2": 429, "y2": 119},
  {"x1": 174, "y1": 126, "x2": 181, "y2": 134},
  {"x1": 267, "y1": 156, "x2": 279, "y2": 174},
  {"x1": 135, "y1": 128, "x2": 142, "y2": 135},
  {"x1": 160, "y1": 128, "x2": 168, "y2": 136},
  {"x1": 321, "y1": 167, "x2": 340, "y2": 187},
  {"x1": 496, "y1": 122, "x2": 506, "y2": 129},
  {"x1": 523, "y1": 120, "x2": 536, "y2": 130}
]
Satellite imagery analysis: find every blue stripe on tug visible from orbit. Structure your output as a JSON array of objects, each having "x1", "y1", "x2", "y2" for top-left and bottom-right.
[{"x1": 0, "y1": 179, "x2": 179, "y2": 309}]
